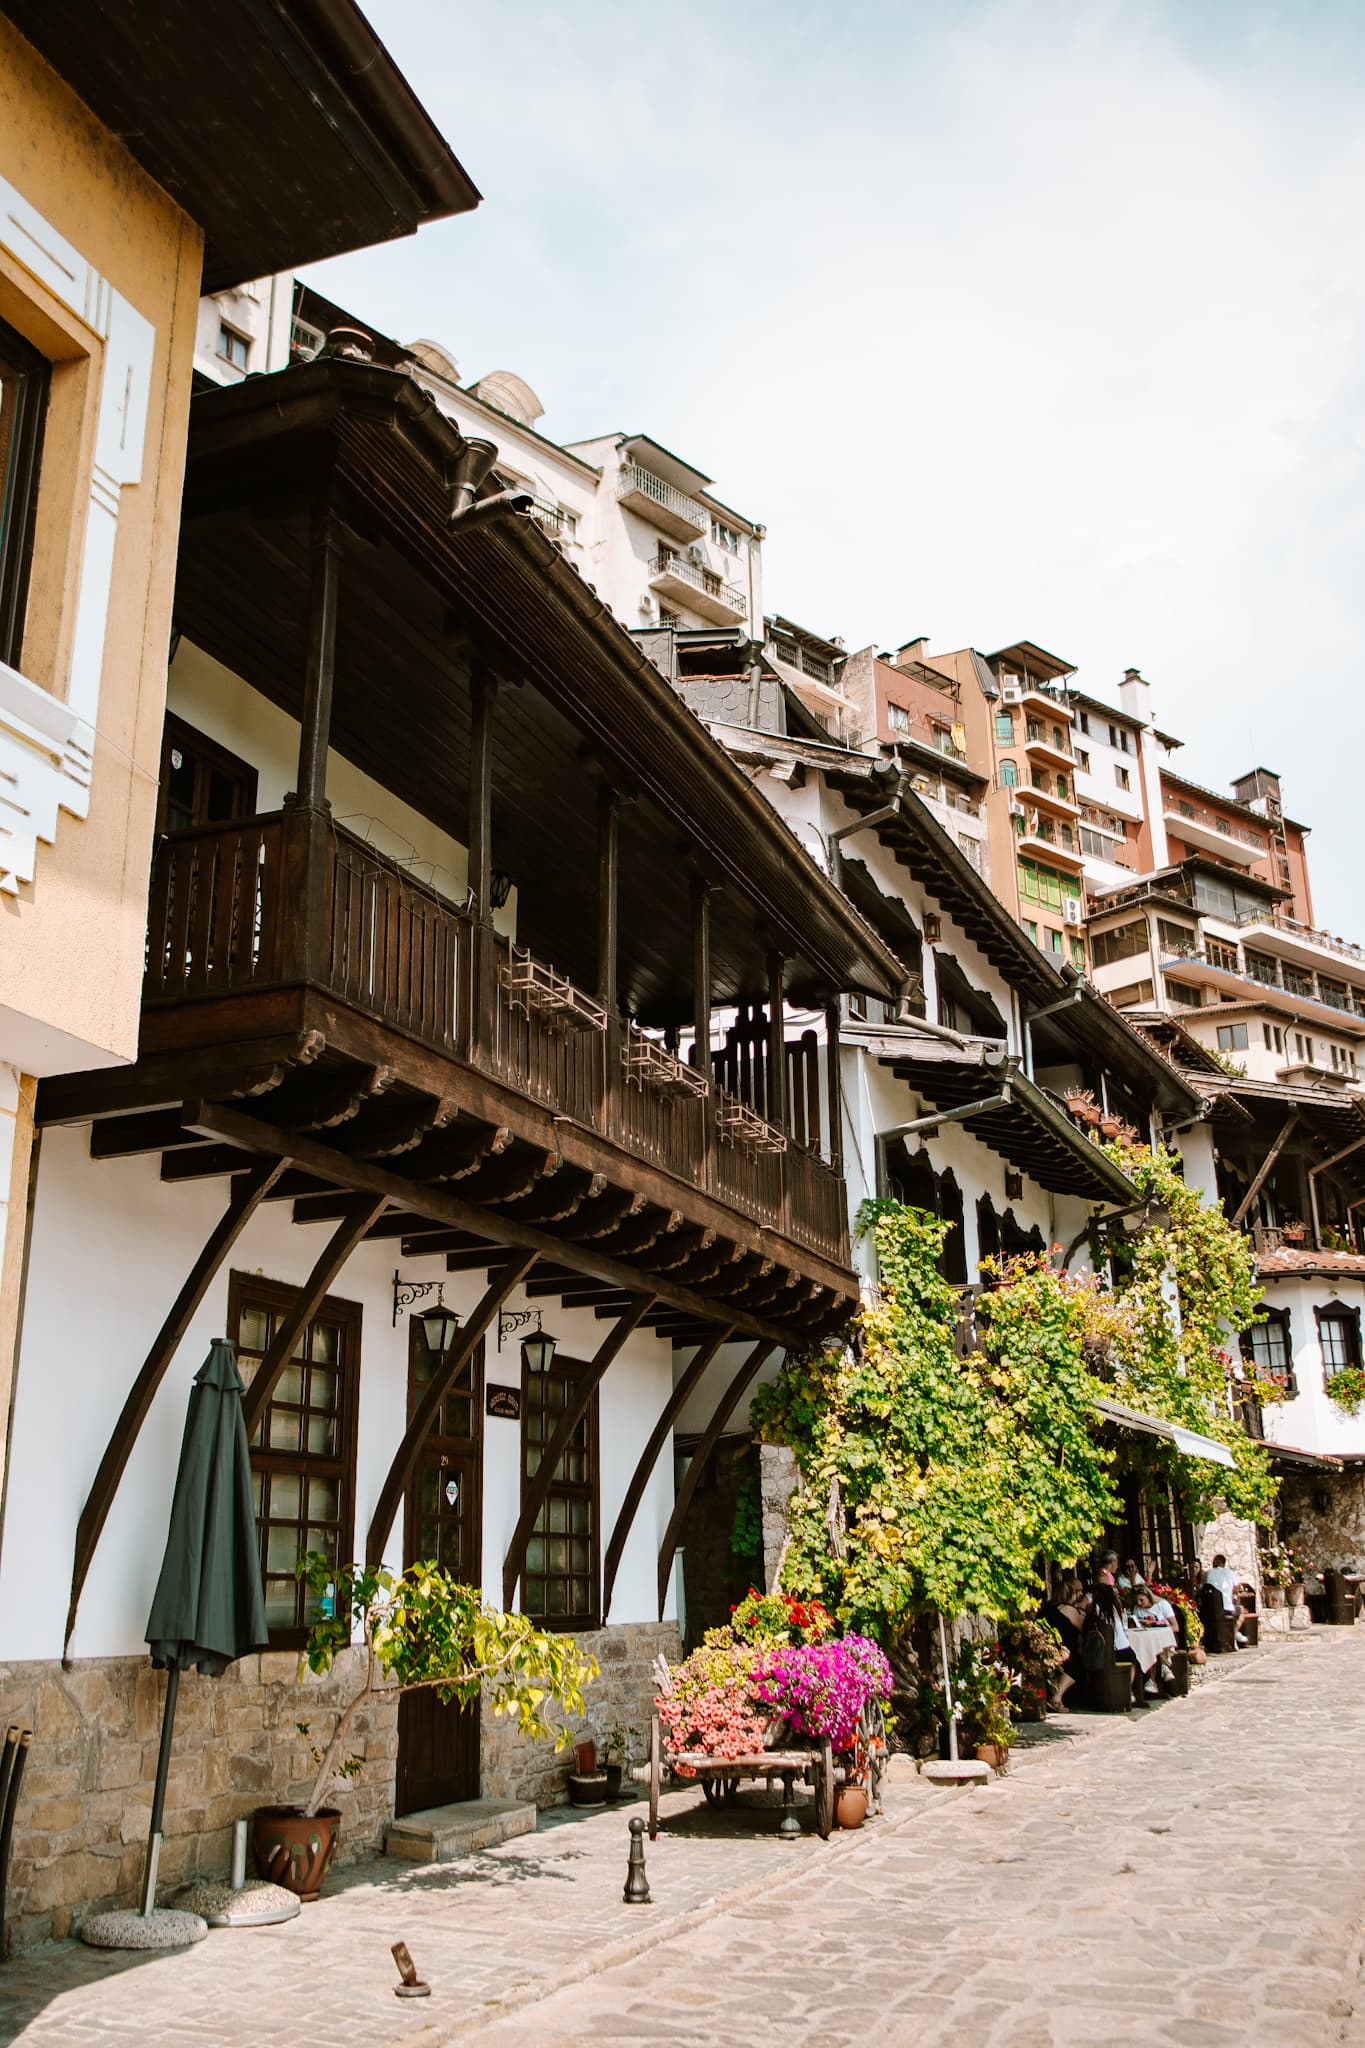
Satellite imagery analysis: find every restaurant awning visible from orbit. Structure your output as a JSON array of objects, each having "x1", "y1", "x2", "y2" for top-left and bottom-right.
[{"x1": 1093, "y1": 1396, "x2": 1236, "y2": 1470}]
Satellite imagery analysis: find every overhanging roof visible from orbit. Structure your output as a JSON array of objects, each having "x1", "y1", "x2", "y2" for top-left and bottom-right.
[
  {"x1": 1093, "y1": 1397, "x2": 1236, "y2": 1469},
  {"x1": 860, "y1": 1031, "x2": 1140, "y2": 1203},
  {"x1": 177, "y1": 359, "x2": 904, "y2": 1011},
  {"x1": 6, "y1": 0, "x2": 479, "y2": 292},
  {"x1": 819, "y1": 767, "x2": 1199, "y2": 1114}
]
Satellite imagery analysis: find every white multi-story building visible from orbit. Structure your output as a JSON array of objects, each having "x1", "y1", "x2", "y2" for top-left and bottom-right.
[{"x1": 197, "y1": 280, "x2": 765, "y2": 639}]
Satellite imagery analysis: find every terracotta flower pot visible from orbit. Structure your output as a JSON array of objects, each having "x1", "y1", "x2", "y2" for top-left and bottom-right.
[
  {"x1": 975, "y1": 1741, "x2": 1009, "y2": 1771},
  {"x1": 834, "y1": 1782, "x2": 868, "y2": 1830},
  {"x1": 251, "y1": 1804, "x2": 341, "y2": 1902}
]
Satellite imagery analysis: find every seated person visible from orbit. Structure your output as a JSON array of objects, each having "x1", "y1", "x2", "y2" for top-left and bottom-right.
[
  {"x1": 1085, "y1": 1583, "x2": 1143, "y2": 1706},
  {"x1": 1096, "y1": 1550, "x2": 1120, "y2": 1588},
  {"x1": 1204, "y1": 1552, "x2": 1249, "y2": 1648},
  {"x1": 1117, "y1": 1556, "x2": 1147, "y2": 1592},
  {"x1": 1041, "y1": 1580, "x2": 1084, "y2": 1709},
  {"x1": 1132, "y1": 1583, "x2": 1176, "y2": 1690}
]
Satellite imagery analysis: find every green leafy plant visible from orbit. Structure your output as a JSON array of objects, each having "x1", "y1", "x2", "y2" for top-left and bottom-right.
[
  {"x1": 1325, "y1": 1366, "x2": 1365, "y2": 1413},
  {"x1": 1089, "y1": 1139, "x2": 1277, "y2": 1525},
  {"x1": 294, "y1": 1555, "x2": 598, "y2": 1816},
  {"x1": 601, "y1": 1724, "x2": 634, "y2": 1767},
  {"x1": 729, "y1": 1468, "x2": 763, "y2": 1566},
  {"x1": 751, "y1": 1202, "x2": 1118, "y2": 1639}
]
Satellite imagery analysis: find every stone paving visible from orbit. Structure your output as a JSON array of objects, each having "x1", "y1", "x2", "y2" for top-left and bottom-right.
[{"x1": 5, "y1": 1630, "x2": 1365, "y2": 2045}]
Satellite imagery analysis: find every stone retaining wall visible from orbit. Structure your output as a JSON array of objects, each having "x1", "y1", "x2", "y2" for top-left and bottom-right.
[
  {"x1": 0, "y1": 1649, "x2": 395, "y2": 1952},
  {"x1": 1, "y1": 1620, "x2": 680, "y2": 1953},
  {"x1": 481, "y1": 1620, "x2": 680, "y2": 1806}
]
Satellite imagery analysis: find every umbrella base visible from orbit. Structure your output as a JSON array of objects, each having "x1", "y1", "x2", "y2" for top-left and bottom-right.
[
  {"x1": 177, "y1": 1878, "x2": 301, "y2": 1927},
  {"x1": 79, "y1": 1907, "x2": 207, "y2": 1950}
]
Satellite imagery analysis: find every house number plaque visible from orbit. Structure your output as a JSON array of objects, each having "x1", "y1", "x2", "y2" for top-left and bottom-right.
[{"x1": 485, "y1": 1385, "x2": 521, "y2": 1420}]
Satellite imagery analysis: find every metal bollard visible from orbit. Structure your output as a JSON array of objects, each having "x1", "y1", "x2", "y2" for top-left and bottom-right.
[{"x1": 623, "y1": 1815, "x2": 652, "y2": 1904}]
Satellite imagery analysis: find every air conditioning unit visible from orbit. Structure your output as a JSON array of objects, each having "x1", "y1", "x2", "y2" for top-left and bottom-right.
[
  {"x1": 1007, "y1": 798, "x2": 1025, "y2": 817},
  {"x1": 1063, "y1": 897, "x2": 1082, "y2": 926},
  {"x1": 1001, "y1": 682, "x2": 1022, "y2": 705}
]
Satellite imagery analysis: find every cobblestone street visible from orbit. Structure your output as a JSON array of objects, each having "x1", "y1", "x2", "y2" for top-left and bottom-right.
[{"x1": 6, "y1": 1631, "x2": 1365, "y2": 2046}]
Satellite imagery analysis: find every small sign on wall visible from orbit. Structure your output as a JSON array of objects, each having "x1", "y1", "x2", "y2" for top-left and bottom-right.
[{"x1": 486, "y1": 1384, "x2": 521, "y2": 1420}]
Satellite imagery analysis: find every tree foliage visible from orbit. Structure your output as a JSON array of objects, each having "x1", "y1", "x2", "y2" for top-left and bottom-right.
[
  {"x1": 750, "y1": 1202, "x2": 1118, "y2": 1638},
  {"x1": 295, "y1": 1556, "x2": 598, "y2": 1815}
]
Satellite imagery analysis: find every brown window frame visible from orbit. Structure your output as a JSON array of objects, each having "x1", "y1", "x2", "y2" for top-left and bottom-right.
[
  {"x1": 157, "y1": 711, "x2": 259, "y2": 836},
  {"x1": 228, "y1": 1271, "x2": 363, "y2": 1651},
  {"x1": 0, "y1": 313, "x2": 50, "y2": 672},
  {"x1": 1317, "y1": 1305, "x2": 1362, "y2": 1375},
  {"x1": 520, "y1": 1353, "x2": 601, "y2": 1630}
]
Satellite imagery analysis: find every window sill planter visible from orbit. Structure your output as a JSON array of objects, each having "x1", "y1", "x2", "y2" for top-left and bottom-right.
[
  {"x1": 250, "y1": 1805, "x2": 341, "y2": 1902},
  {"x1": 622, "y1": 1036, "x2": 709, "y2": 1097},
  {"x1": 715, "y1": 1097, "x2": 787, "y2": 1156},
  {"x1": 501, "y1": 949, "x2": 607, "y2": 1033}
]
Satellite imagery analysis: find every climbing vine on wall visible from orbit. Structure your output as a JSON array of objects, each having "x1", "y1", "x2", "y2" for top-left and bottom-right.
[
  {"x1": 750, "y1": 1201, "x2": 1117, "y2": 1640},
  {"x1": 1091, "y1": 1139, "x2": 1276, "y2": 1526}
]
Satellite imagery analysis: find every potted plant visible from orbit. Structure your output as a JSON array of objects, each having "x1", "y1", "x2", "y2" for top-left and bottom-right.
[
  {"x1": 601, "y1": 1725, "x2": 634, "y2": 1800},
  {"x1": 1063, "y1": 1088, "x2": 1100, "y2": 1126},
  {"x1": 256, "y1": 1555, "x2": 598, "y2": 1899},
  {"x1": 1280, "y1": 1217, "x2": 1307, "y2": 1244},
  {"x1": 1098, "y1": 1113, "x2": 1123, "y2": 1140},
  {"x1": 999, "y1": 1617, "x2": 1066, "y2": 1720}
]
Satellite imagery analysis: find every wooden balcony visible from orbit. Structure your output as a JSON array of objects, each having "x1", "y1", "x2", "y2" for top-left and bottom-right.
[{"x1": 132, "y1": 808, "x2": 850, "y2": 1291}]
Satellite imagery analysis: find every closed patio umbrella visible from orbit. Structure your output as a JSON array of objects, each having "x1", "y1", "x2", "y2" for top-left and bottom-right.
[{"x1": 81, "y1": 1339, "x2": 270, "y2": 1950}]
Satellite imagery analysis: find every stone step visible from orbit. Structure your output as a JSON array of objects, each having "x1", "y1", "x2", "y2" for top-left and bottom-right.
[{"x1": 384, "y1": 1797, "x2": 537, "y2": 1864}]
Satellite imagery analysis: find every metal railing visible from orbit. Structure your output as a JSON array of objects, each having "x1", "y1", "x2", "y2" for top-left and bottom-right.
[
  {"x1": 1166, "y1": 799, "x2": 1267, "y2": 854},
  {"x1": 617, "y1": 463, "x2": 709, "y2": 530},
  {"x1": 651, "y1": 550, "x2": 747, "y2": 613}
]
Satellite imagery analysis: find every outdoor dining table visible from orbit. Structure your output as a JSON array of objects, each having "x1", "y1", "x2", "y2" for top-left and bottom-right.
[{"x1": 1125, "y1": 1623, "x2": 1176, "y2": 1675}]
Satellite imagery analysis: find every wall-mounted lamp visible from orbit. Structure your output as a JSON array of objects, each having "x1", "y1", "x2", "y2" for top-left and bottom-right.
[
  {"x1": 1004, "y1": 1170, "x2": 1024, "y2": 1202},
  {"x1": 489, "y1": 870, "x2": 514, "y2": 910},
  {"x1": 924, "y1": 913, "x2": 942, "y2": 944},
  {"x1": 498, "y1": 1306, "x2": 558, "y2": 1374},
  {"x1": 393, "y1": 1271, "x2": 462, "y2": 1356}
]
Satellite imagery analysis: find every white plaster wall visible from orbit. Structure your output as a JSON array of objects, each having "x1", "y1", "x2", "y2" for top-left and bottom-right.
[
  {"x1": 0, "y1": 1128, "x2": 677, "y2": 1662},
  {"x1": 1259, "y1": 1274, "x2": 1365, "y2": 1458}
]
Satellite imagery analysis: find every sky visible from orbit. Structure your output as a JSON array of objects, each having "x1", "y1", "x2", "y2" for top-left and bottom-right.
[{"x1": 305, "y1": 1, "x2": 1365, "y2": 932}]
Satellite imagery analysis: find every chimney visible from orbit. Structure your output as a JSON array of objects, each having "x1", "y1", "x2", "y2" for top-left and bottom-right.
[
  {"x1": 895, "y1": 637, "x2": 930, "y2": 670},
  {"x1": 1117, "y1": 666, "x2": 1152, "y2": 729}
]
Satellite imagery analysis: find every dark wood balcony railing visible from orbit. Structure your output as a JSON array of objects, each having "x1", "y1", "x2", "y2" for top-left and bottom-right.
[{"x1": 144, "y1": 811, "x2": 849, "y2": 1266}]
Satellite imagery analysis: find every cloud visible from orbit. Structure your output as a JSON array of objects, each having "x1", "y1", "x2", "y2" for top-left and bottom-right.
[{"x1": 308, "y1": 0, "x2": 1365, "y2": 927}]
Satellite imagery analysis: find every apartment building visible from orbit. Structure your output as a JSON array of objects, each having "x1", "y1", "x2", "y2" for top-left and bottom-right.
[
  {"x1": 839, "y1": 640, "x2": 990, "y2": 877},
  {"x1": 201, "y1": 281, "x2": 767, "y2": 643},
  {"x1": 910, "y1": 639, "x2": 1087, "y2": 970}
]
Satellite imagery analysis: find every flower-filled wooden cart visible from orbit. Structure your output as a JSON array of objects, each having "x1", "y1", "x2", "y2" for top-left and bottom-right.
[{"x1": 639, "y1": 1592, "x2": 891, "y2": 1842}]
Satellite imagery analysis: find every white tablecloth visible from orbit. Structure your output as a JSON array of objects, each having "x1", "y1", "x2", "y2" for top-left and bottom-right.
[{"x1": 1126, "y1": 1623, "x2": 1176, "y2": 1674}]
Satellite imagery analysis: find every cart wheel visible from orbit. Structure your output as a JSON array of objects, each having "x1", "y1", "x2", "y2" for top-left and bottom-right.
[
  {"x1": 723, "y1": 1777, "x2": 742, "y2": 1808},
  {"x1": 648, "y1": 1715, "x2": 661, "y2": 1841},
  {"x1": 815, "y1": 1736, "x2": 834, "y2": 1840},
  {"x1": 701, "y1": 1775, "x2": 724, "y2": 1809}
]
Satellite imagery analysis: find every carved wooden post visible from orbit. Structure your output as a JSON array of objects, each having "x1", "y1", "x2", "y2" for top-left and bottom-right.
[
  {"x1": 825, "y1": 1000, "x2": 843, "y2": 1172},
  {"x1": 467, "y1": 663, "x2": 498, "y2": 1060},
  {"x1": 597, "y1": 785, "x2": 620, "y2": 1136},
  {"x1": 692, "y1": 877, "x2": 714, "y2": 1190},
  {"x1": 287, "y1": 500, "x2": 343, "y2": 983},
  {"x1": 768, "y1": 950, "x2": 788, "y2": 1233}
]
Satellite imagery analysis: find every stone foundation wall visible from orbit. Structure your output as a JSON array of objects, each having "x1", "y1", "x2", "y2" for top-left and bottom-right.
[
  {"x1": 1195, "y1": 1512, "x2": 1262, "y2": 1597},
  {"x1": 1279, "y1": 1469, "x2": 1365, "y2": 1575},
  {"x1": 0, "y1": 1649, "x2": 396, "y2": 1953},
  {"x1": 760, "y1": 1444, "x2": 799, "y2": 1594},
  {"x1": 480, "y1": 1619, "x2": 680, "y2": 1807}
]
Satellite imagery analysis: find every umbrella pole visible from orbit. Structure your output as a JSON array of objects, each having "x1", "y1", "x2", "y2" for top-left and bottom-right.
[
  {"x1": 140, "y1": 1665, "x2": 181, "y2": 1916},
  {"x1": 938, "y1": 1613, "x2": 959, "y2": 1765}
]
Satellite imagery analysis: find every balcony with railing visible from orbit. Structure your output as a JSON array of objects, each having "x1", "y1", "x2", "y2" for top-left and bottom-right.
[
  {"x1": 1163, "y1": 798, "x2": 1268, "y2": 866},
  {"x1": 140, "y1": 810, "x2": 849, "y2": 1268},
  {"x1": 649, "y1": 549, "x2": 748, "y2": 626},
  {"x1": 617, "y1": 463, "x2": 710, "y2": 541},
  {"x1": 1023, "y1": 720, "x2": 1074, "y2": 771}
]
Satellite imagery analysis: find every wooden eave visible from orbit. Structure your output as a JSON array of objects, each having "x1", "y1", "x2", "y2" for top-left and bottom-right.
[
  {"x1": 175, "y1": 360, "x2": 902, "y2": 1014},
  {"x1": 6, "y1": 0, "x2": 479, "y2": 292}
]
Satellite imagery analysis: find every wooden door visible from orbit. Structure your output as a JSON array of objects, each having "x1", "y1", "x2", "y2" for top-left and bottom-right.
[{"x1": 395, "y1": 1329, "x2": 483, "y2": 1817}]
